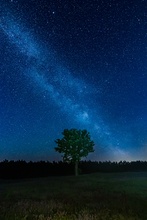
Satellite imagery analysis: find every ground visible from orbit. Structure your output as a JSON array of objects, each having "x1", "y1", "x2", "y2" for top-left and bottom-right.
[{"x1": 0, "y1": 172, "x2": 147, "y2": 219}]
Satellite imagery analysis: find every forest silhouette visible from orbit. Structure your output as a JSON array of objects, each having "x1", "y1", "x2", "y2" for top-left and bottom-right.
[{"x1": 0, "y1": 160, "x2": 147, "y2": 179}]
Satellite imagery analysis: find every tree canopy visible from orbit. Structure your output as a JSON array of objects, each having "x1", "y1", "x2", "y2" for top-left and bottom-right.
[{"x1": 55, "y1": 128, "x2": 95, "y2": 175}]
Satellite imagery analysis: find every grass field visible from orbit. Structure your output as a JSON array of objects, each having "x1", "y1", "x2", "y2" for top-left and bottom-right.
[{"x1": 0, "y1": 172, "x2": 147, "y2": 219}]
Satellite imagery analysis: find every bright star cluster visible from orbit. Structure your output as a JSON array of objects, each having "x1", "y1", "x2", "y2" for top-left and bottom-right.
[{"x1": 0, "y1": 0, "x2": 146, "y2": 161}]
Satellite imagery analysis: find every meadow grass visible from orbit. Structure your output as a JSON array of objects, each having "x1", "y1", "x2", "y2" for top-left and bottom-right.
[{"x1": 0, "y1": 172, "x2": 147, "y2": 219}]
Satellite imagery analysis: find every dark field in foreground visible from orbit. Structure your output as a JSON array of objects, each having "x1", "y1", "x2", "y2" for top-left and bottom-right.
[{"x1": 0, "y1": 172, "x2": 147, "y2": 220}]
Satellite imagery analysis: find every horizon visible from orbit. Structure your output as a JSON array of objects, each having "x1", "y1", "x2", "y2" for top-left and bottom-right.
[
  {"x1": 0, "y1": 159, "x2": 147, "y2": 163},
  {"x1": 0, "y1": 0, "x2": 146, "y2": 162}
]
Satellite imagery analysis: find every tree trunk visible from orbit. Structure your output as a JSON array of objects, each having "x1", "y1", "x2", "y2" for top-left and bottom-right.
[{"x1": 75, "y1": 161, "x2": 78, "y2": 176}]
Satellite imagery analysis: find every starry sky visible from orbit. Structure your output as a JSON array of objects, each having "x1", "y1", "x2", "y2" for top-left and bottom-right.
[{"x1": 0, "y1": 0, "x2": 146, "y2": 162}]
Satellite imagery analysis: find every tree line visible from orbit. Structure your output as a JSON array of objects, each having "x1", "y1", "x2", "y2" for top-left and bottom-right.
[
  {"x1": 0, "y1": 160, "x2": 147, "y2": 179},
  {"x1": 1, "y1": 129, "x2": 146, "y2": 179}
]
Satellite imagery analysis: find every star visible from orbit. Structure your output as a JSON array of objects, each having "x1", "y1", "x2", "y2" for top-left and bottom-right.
[{"x1": 0, "y1": 0, "x2": 146, "y2": 161}]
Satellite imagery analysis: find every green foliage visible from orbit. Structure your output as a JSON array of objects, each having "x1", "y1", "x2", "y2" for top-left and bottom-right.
[{"x1": 55, "y1": 129, "x2": 94, "y2": 163}]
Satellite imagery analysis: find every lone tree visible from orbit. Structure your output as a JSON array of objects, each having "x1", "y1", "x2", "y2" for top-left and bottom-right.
[{"x1": 55, "y1": 128, "x2": 95, "y2": 176}]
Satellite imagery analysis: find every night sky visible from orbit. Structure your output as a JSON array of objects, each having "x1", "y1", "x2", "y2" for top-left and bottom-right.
[{"x1": 0, "y1": 0, "x2": 146, "y2": 162}]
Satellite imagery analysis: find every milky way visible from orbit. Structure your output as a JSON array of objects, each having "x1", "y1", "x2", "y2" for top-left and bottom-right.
[
  {"x1": 0, "y1": 0, "x2": 146, "y2": 161},
  {"x1": 1, "y1": 14, "x2": 110, "y2": 138}
]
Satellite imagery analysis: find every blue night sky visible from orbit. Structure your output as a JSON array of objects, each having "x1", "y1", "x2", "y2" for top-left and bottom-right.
[{"x1": 0, "y1": 0, "x2": 146, "y2": 161}]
